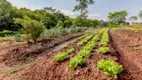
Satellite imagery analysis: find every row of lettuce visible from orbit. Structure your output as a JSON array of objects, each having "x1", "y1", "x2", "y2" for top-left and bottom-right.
[{"x1": 54, "y1": 28, "x2": 123, "y2": 78}]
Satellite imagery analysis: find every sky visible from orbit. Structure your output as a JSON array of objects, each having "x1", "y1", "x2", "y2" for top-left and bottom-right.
[{"x1": 7, "y1": 0, "x2": 142, "y2": 20}]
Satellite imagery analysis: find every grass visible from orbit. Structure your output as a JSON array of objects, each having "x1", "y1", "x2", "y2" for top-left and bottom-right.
[{"x1": 0, "y1": 36, "x2": 14, "y2": 41}]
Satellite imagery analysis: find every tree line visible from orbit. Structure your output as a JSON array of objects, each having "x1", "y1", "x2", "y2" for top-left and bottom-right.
[{"x1": 0, "y1": 0, "x2": 100, "y2": 31}]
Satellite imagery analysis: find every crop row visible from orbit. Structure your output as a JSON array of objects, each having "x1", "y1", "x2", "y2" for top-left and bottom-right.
[
  {"x1": 69, "y1": 33, "x2": 100, "y2": 70},
  {"x1": 96, "y1": 29, "x2": 110, "y2": 54},
  {"x1": 54, "y1": 29, "x2": 123, "y2": 78},
  {"x1": 54, "y1": 32, "x2": 94, "y2": 62}
]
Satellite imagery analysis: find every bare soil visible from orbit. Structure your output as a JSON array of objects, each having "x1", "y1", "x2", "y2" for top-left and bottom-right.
[
  {"x1": 1, "y1": 29, "x2": 142, "y2": 80},
  {"x1": 0, "y1": 33, "x2": 84, "y2": 79},
  {"x1": 110, "y1": 29, "x2": 142, "y2": 80}
]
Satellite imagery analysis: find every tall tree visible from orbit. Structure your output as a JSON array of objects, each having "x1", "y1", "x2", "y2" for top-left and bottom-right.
[
  {"x1": 108, "y1": 10, "x2": 128, "y2": 27},
  {"x1": 138, "y1": 10, "x2": 142, "y2": 21},
  {"x1": 129, "y1": 16, "x2": 138, "y2": 24},
  {"x1": 74, "y1": 0, "x2": 95, "y2": 19}
]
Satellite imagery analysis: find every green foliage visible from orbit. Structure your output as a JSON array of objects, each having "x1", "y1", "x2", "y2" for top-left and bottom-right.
[
  {"x1": 69, "y1": 56, "x2": 85, "y2": 70},
  {"x1": 77, "y1": 34, "x2": 94, "y2": 46},
  {"x1": 97, "y1": 59, "x2": 123, "y2": 78},
  {"x1": 71, "y1": 39, "x2": 77, "y2": 43},
  {"x1": 41, "y1": 27, "x2": 87, "y2": 38},
  {"x1": 129, "y1": 16, "x2": 138, "y2": 24},
  {"x1": 0, "y1": 30, "x2": 18, "y2": 37},
  {"x1": 96, "y1": 47, "x2": 110, "y2": 54},
  {"x1": 55, "y1": 20, "x2": 64, "y2": 28},
  {"x1": 74, "y1": 0, "x2": 95, "y2": 18},
  {"x1": 108, "y1": 10, "x2": 128, "y2": 27},
  {"x1": 54, "y1": 52, "x2": 67, "y2": 62},
  {"x1": 67, "y1": 48, "x2": 75, "y2": 54},
  {"x1": 99, "y1": 29, "x2": 109, "y2": 46},
  {"x1": 14, "y1": 16, "x2": 46, "y2": 42},
  {"x1": 0, "y1": 36, "x2": 14, "y2": 41}
]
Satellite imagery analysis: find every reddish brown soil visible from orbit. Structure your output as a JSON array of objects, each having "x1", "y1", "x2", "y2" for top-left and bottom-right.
[
  {"x1": 0, "y1": 33, "x2": 83, "y2": 66},
  {"x1": 2, "y1": 29, "x2": 142, "y2": 80},
  {"x1": 110, "y1": 29, "x2": 142, "y2": 80},
  {"x1": 1, "y1": 34, "x2": 119, "y2": 80}
]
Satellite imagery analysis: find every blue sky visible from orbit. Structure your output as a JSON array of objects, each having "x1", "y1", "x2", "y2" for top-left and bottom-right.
[{"x1": 7, "y1": 0, "x2": 142, "y2": 20}]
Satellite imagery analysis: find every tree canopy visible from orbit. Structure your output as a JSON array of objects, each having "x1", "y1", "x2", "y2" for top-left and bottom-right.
[{"x1": 108, "y1": 10, "x2": 128, "y2": 27}]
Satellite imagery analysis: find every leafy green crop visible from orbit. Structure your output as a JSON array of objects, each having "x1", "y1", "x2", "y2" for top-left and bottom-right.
[
  {"x1": 67, "y1": 48, "x2": 75, "y2": 54},
  {"x1": 77, "y1": 34, "x2": 94, "y2": 46},
  {"x1": 54, "y1": 52, "x2": 67, "y2": 62},
  {"x1": 96, "y1": 47, "x2": 110, "y2": 54},
  {"x1": 69, "y1": 56, "x2": 85, "y2": 70},
  {"x1": 97, "y1": 59, "x2": 123, "y2": 78},
  {"x1": 99, "y1": 29, "x2": 109, "y2": 47}
]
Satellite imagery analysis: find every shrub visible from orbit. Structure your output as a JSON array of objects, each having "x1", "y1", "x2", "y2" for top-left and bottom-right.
[
  {"x1": 54, "y1": 52, "x2": 67, "y2": 62},
  {"x1": 14, "y1": 16, "x2": 46, "y2": 42},
  {"x1": 69, "y1": 56, "x2": 85, "y2": 70},
  {"x1": 96, "y1": 47, "x2": 110, "y2": 54},
  {"x1": 97, "y1": 59, "x2": 123, "y2": 78}
]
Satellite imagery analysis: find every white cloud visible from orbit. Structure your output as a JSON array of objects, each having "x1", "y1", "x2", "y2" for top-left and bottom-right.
[
  {"x1": 7, "y1": 0, "x2": 105, "y2": 20},
  {"x1": 57, "y1": 8, "x2": 105, "y2": 20}
]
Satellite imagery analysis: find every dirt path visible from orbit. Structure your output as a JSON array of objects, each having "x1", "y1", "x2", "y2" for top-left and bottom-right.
[{"x1": 110, "y1": 30, "x2": 142, "y2": 80}]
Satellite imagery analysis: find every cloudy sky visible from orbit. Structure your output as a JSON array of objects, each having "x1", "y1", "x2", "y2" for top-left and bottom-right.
[{"x1": 7, "y1": 0, "x2": 142, "y2": 20}]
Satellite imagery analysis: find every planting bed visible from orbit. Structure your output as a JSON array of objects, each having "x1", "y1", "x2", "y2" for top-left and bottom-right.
[
  {"x1": 1, "y1": 29, "x2": 124, "y2": 80},
  {"x1": 1, "y1": 28, "x2": 142, "y2": 80},
  {"x1": 110, "y1": 29, "x2": 142, "y2": 80}
]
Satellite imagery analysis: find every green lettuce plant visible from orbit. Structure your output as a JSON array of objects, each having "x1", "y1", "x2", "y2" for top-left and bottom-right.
[
  {"x1": 97, "y1": 59, "x2": 123, "y2": 78},
  {"x1": 54, "y1": 52, "x2": 67, "y2": 62},
  {"x1": 96, "y1": 47, "x2": 110, "y2": 54}
]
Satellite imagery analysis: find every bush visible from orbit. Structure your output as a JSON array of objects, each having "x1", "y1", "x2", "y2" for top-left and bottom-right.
[
  {"x1": 14, "y1": 16, "x2": 46, "y2": 42},
  {"x1": 97, "y1": 59, "x2": 123, "y2": 78}
]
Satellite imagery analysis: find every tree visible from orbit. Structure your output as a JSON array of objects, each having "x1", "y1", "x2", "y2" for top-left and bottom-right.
[
  {"x1": 14, "y1": 16, "x2": 46, "y2": 42},
  {"x1": 129, "y1": 16, "x2": 138, "y2": 24},
  {"x1": 138, "y1": 10, "x2": 142, "y2": 21},
  {"x1": 108, "y1": 10, "x2": 128, "y2": 27},
  {"x1": 0, "y1": 0, "x2": 19, "y2": 31},
  {"x1": 74, "y1": 0, "x2": 95, "y2": 19}
]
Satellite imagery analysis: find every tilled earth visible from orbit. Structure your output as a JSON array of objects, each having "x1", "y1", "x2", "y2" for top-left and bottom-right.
[
  {"x1": 110, "y1": 29, "x2": 142, "y2": 80},
  {"x1": 1, "y1": 29, "x2": 142, "y2": 80}
]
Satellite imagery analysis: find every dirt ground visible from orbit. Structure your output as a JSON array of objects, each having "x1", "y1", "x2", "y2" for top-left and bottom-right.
[
  {"x1": 110, "y1": 29, "x2": 142, "y2": 80},
  {"x1": 1, "y1": 29, "x2": 142, "y2": 80},
  {"x1": 0, "y1": 33, "x2": 84, "y2": 80},
  {"x1": 1, "y1": 33, "x2": 116, "y2": 80}
]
